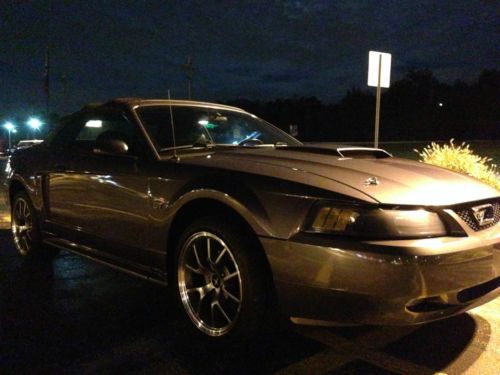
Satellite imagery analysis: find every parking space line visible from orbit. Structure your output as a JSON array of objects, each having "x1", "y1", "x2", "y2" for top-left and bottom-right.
[
  {"x1": 296, "y1": 327, "x2": 446, "y2": 375},
  {"x1": 275, "y1": 348, "x2": 352, "y2": 375},
  {"x1": 351, "y1": 325, "x2": 420, "y2": 348},
  {"x1": 0, "y1": 211, "x2": 10, "y2": 229}
]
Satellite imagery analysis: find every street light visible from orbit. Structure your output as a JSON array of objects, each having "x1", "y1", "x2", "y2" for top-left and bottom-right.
[
  {"x1": 27, "y1": 117, "x2": 43, "y2": 139},
  {"x1": 27, "y1": 117, "x2": 42, "y2": 130},
  {"x1": 3, "y1": 122, "x2": 15, "y2": 150}
]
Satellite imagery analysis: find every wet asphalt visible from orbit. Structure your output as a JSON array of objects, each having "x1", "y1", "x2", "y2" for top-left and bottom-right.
[{"x1": 0, "y1": 177, "x2": 499, "y2": 374}]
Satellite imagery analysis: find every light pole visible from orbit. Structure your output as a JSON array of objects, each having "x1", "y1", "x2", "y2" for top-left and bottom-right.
[
  {"x1": 367, "y1": 51, "x2": 392, "y2": 148},
  {"x1": 3, "y1": 122, "x2": 15, "y2": 150},
  {"x1": 184, "y1": 55, "x2": 195, "y2": 99}
]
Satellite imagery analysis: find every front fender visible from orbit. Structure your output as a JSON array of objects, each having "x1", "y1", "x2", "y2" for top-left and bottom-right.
[
  {"x1": 168, "y1": 188, "x2": 273, "y2": 237},
  {"x1": 7, "y1": 174, "x2": 39, "y2": 206},
  {"x1": 150, "y1": 171, "x2": 320, "y2": 241}
]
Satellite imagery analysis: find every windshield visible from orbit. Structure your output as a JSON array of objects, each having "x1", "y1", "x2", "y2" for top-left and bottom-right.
[{"x1": 136, "y1": 105, "x2": 301, "y2": 151}]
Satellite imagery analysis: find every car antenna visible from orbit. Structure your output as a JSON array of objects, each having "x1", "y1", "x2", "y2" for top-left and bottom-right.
[{"x1": 167, "y1": 90, "x2": 178, "y2": 160}]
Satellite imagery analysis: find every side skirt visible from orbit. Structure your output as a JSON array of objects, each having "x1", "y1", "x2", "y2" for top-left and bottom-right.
[{"x1": 43, "y1": 236, "x2": 168, "y2": 287}]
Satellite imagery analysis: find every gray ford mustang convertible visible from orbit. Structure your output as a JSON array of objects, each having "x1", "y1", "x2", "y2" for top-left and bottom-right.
[{"x1": 4, "y1": 98, "x2": 499, "y2": 339}]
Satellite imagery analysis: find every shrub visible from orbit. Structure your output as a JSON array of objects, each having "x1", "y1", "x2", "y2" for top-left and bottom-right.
[{"x1": 415, "y1": 139, "x2": 500, "y2": 191}]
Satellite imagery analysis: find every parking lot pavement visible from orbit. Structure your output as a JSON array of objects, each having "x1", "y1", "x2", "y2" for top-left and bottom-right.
[
  {"x1": 0, "y1": 202, "x2": 8, "y2": 230},
  {"x1": 0, "y1": 205, "x2": 499, "y2": 374}
]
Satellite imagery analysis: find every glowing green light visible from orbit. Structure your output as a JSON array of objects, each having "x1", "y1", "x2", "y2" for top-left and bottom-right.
[{"x1": 198, "y1": 120, "x2": 217, "y2": 129}]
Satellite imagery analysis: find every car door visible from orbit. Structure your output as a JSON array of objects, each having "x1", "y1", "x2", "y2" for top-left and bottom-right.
[{"x1": 46, "y1": 108, "x2": 158, "y2": 267}]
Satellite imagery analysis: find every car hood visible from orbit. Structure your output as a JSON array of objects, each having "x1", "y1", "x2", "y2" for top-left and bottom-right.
[{"x1": 182, "y1": 145, "x2": 499, "y2": 206}]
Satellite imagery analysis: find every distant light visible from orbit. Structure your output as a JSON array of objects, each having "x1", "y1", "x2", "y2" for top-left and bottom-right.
[
  {"x1": 12, "y1": 129, "x2": 17, "y2": 133},
  {"x1": 198, "y1": 119, "x2": 217, "y2": 129},
  {"x1": 438, "y1": 102, "x2": 443, "y2": 107},
  {"x1": 3, "y1": 122, "x2": 15, "y2": 131},
  {"x1": 85, "y1": 120, "x2": 103, "y2": 128},
  {"x1": 27, "y1": 117, "x2": 43, "y2": 130}
]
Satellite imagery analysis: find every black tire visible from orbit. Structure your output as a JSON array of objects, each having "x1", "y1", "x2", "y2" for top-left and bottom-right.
[
  {"x1": 174, "y1": 215, "x2": 270, "y2": 341},
  {"x1": 11, "y1": 191, "x2": 58, "y2": 259}
]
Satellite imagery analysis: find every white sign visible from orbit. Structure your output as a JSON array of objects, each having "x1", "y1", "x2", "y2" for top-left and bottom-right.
[{"x1": 368, "y1": 51, "x2": 391, "y2": 88}]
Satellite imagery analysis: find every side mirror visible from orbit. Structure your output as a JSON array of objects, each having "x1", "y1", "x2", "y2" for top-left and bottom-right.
[{"x1": 93, "y1": 139, "x2": 130, "y2": 156}]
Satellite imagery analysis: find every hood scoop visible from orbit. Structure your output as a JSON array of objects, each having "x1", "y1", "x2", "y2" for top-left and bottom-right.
[
  {"x1": 337, "y1": 147, "x2": 392, "y2": 159},
  {"x1": 282, "y1": 145, "x2": 392, "y2": 159}
]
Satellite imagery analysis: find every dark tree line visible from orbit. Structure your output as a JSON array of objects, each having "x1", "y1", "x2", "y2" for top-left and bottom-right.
[
  {"x1": 225, "y1": 69, "x2": 499, "y2": 142},
  {"x1": 1, "y1": 69, "x2": 497, "y2": 152}
]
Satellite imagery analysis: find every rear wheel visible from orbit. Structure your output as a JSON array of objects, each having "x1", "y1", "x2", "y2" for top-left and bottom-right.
[
  {"x1": 11, "y1": 191, "x2": 57, "y2": 259},
  {"x1": 175, "y1": 216, "x2": 270, "y2": 340}
]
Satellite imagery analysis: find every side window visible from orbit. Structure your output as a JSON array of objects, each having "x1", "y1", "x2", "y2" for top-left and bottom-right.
[
  {"x1": 74, "y1": 111, "x2": 144, "y2": 155},
  {"x1": 49, "y1": 114, "x2": 86, "y2": 148}
]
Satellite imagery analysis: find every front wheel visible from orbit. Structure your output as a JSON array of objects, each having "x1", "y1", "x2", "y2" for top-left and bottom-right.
[{"x1": 175, "y1": 216, "x2": 270, "y2": 340}]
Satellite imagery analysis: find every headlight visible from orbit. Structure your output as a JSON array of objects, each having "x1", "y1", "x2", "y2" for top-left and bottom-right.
[{"x1": 307, "y1": 204, "x2": 446, "y2": 239}]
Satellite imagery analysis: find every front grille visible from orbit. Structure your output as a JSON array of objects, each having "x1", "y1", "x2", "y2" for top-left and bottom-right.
[{"x1": 454, "y1": 201, "x2": 500, "y2": 231}]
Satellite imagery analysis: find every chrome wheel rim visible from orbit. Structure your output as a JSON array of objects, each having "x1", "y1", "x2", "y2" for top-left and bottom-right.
[
  {"x1": 12, "y1": 197, "x2": 34, "y2": 256},
  {"x1": 178, "y1": 232, "x2": 243, "y2": 337}
]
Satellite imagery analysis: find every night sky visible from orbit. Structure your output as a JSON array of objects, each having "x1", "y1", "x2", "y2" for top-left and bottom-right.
[{"x1": 1, "y1": 1, "x2": 498, "y2": 116}]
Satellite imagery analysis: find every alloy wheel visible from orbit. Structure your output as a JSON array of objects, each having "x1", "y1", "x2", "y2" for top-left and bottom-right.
[
  {"x1": 12, "y1": 197, "x2": 34, "y2": 256},
  {"x1": 178, "y1": 231, "x2": 243, "y2": 337}
]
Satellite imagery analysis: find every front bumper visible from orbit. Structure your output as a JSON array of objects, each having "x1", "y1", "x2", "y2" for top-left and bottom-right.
[{"x1": 260, "y1": 224, "x2": 500, "y2": 326}]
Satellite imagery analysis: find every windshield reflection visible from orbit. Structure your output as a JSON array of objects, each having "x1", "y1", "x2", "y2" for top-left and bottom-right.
[{"x1": 136, "y1": 105, "x2": 301, "y2": 151}]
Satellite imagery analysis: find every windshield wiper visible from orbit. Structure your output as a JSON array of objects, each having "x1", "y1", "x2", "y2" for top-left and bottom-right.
[
  {"x1": 158, "y1": 134, "x2": 215, "y2": 152},
  {"x1": 159, "y1": 145, "x2": 197, "y2": 152}
]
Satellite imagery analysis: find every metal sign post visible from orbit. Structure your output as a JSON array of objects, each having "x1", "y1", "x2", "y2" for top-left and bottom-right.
[
  {"x1": 368, "y1": 51, "x2": 391, "y2": 148},
  {"x1": 374, "y1": 54, "x2": 382, "y2": 148}
]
